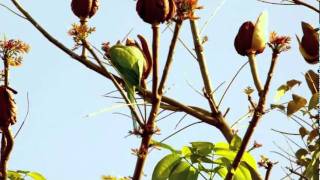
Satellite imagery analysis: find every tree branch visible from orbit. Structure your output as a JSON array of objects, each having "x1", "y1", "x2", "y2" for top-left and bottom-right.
[
  {"x1": 189, "y1": 15, "x2": 233, "y2": 142},
  {"x1": 225, "y1": 51, "x2": 280, "y2": 180}
]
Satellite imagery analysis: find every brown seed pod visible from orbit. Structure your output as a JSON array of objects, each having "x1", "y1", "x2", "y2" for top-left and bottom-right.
[
  {"x1": 234, "y1": 21, "x2": 255, "y2": 56},
  {"x1": 0, "y1": 86, "x2": 17, "y2": 127},
  {"x1": 136, "y1": 0, "x2": 176, "y2": 24},
  {"x1": 299, "y1": 22, "x2": 319, "y2": 64},
  {"x1": 71, "y1": 0, "x2": 99, "y2": 22}
]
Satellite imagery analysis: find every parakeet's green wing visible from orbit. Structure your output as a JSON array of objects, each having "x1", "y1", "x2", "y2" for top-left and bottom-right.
[
  {"x1": 125, "y1": 46, "x2": 145, "y2": 85},
  {"x1": 109, "y1": 45, "x2": 141, "y2": 86},
  {"x1": 109, "y1": 44, "x2": 146, "y2": 130}
]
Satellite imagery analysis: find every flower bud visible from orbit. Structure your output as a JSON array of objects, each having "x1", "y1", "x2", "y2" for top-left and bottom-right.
[
  {"x1": 71, "y1": 0, "x2": 99, "y2": 22},
  {"x1": 136, "y1": 0, "x2": 176, "y2": 24},
  {"x1": 234, "y1": 22, "x2": 254, "y2": 56},
  {"x1": 0, "y1": 86, "x2": 17, "y2": 127},
  {"x1": 296, "y1": 22, "x2": 319, "y2": 64},
  {"x1": 234, "y1": 12, "x2": 268, "y2": 56}
]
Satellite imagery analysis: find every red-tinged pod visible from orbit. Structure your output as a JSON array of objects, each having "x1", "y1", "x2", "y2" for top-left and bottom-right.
[
  {"x1": 136, "y1": 0, "x2": 176, "y2": 24},
  {"x1": 299, "y1": 22, "x2": 319, "y2": 64},
  {"x1": 71, "y1": 0, "x2": 99, "y2": 22},
  {"x1": 234, "y1": 21, "x2": 255, "y2": 56},
  {"x1": 0, "y1": 86, "x2": 17, "y2": 127}
]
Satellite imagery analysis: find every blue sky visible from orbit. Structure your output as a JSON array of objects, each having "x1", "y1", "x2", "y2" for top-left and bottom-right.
[{"x1": 0, "y1": 0, "x2": 318, "y2": 179}]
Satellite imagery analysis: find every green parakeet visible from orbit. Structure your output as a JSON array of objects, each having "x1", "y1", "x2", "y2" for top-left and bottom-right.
[{"x1": 109, "y1": 43, "x2": 146, "y2": 129}]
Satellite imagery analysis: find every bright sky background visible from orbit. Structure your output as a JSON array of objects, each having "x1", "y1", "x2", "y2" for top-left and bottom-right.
[{"x1": 0, "y1": 0, "x2": 318, "y2": 179}]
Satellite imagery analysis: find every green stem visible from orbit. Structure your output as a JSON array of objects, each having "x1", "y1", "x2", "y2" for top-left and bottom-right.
[{"x1": 248, "y1": 53, "x2": 263, "y2": 94}]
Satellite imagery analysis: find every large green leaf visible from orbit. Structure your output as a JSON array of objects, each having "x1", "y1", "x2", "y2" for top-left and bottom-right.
[
  {"x1": 190, "y1": 142, "x2": 214, "y2": 156},
  {"x1": 27, "y1": 172, "x2": 46, "y2": 180},
  {"x1": 181, "y1": 146, "x2": 192, "y2": 157},
  {"x1": 7, "y1": 171, "x2": 23, "y2": 180},
  {"x1": 169, "y1": 161, "x2": 198, "y2": 180},
  {"x1": 152, "y1": 154, "x2": 181, "y2": 180},
  {"x1": 230, "y1": 134, "x2": 242, "y2": 151},
  {"x1": 213, "y1": 158, "x2": 252, "y2": 180},
  {"x1": 213, "y1": 142, "x2": 258, "y2": 171}
]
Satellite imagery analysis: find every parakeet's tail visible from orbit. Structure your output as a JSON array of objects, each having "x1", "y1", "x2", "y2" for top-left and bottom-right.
[{"x1": 126, "y1": 86, "x2": 138, "y2": 130}]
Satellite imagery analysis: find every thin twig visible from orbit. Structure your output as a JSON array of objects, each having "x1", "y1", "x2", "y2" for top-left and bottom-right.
[
  {"x1": 200, "y1": 0, "x2": 228, "y2": 34},
  {"x1": 271, "y1": 128, "x2": 300, "y2": 136},
  {"x1": 168, "y1": 25, "x2": 197, "y2": 60},
  {"x1": 218, "y1": 61, "x2": 249, "y2": 107},
  {"x1": 257, "y1": 0, "x2": 320, "y2": 13},
  {"x1": 14, "y1": 93, "x2": 30, "y2": 139},
  {"x1": 159, "y1": 121, "x2": 202, "y2": 144},
  {"x1": 0, "y1": 3, "x2": 26, "y2": 19},
  {"x1": 174, "y1": 113, "x2": 188, "y2": 129},
  {"x1": 286, "y1": 167, "x2": 308, "y2": 179},
  {"x1": 156, "y1": 111, "x2": 178, "y2": 122},
  {"x1": 257, "y1": 0, "x2": 295, "y2": 5}
]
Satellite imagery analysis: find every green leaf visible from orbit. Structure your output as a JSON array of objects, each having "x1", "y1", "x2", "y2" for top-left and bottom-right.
[
  {"x1": 212, "y1": 158, "x2": 230, "y2": 179},
  {"x1": 169, "y1": 161, "x2": 198, "y2": 180},
  {"x1": 27, "y1": 172, "x2": 46, "y2": 180},
  {"x1": 308, "y1": 93, "x2": 319, "y2": 110},
  {"x1": 213, "y1": 158, "x2": 254, "y2": 180},
  {"x1": 7, "y1": 171, "x2": 23, "y2": 180},
  {"x1": 152, "y1": 154, "x2": 181, "y2": 180},
  {"x1": 230, "y1": 134, "x2": 242, "y2": 151},
  {"x1": 190, "y1": 142, "x2": 214, "y2": 156},
  {"x1": 242, "y1": 153, "x2": 258, "y2": 171},
  {"x1": 181, "y1": 146, "x2": 192, "y2": 157},
  {"x1": 287, "y1": 94, "x2": 307, "y2": 116},
  {"x1": 213, "y1": 142, "x2": 258, "y2": 171},
  {"x1": 150, "y1": 140, "x2": 179, "y2": 154},
  {"x1": 274, "y1": 85, "x2": 289, "y2": 102}
]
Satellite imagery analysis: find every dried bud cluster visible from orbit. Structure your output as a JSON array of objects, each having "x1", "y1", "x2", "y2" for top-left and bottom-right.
[
  {"x1": 296, "y1": 22, "x2": 319, "y2": 64},
  {"x1": 0, "y1": 86, "x2": 17, "y2": 127},
  {"x1": 71, "y1": 0, "x2": 99, "y2": 22},
  {"x1": 268, "y1": 31, "x2": 291, "y2": 53},
  {"x1": 174, "y1": 0, "x2": 202, "y2": 20},
  {"x1": 234, "y1": 12, "x2": 268, "y2": 56},
  {"x1": 136, "y1": 0, "x2": 176, "y2": 24},
  {"x1": 0, "y1": 39, "x2": 30, "y2": 67}
]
